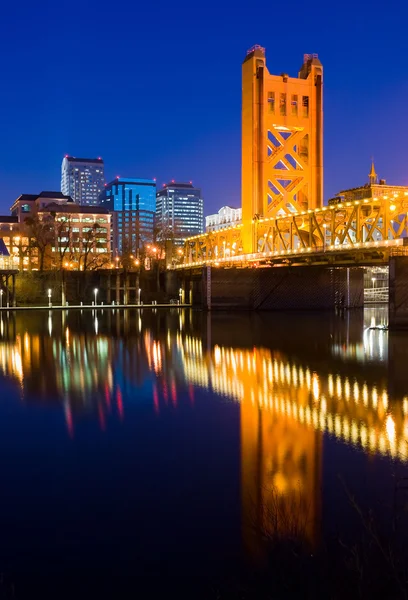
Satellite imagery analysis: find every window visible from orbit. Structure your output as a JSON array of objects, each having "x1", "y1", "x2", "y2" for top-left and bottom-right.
[
  {"x1": 302, "y1": 96, "x2": 309, "y2": 118},
  {"x1": 280, "y1": 93, "x2": 286, "y2": 116},
  {"x1": 267, "y1": 92, "x2": 275, "y2": 113},
  {"x1": 291, "y1": 95, "x2": 298, "y2": 116}
]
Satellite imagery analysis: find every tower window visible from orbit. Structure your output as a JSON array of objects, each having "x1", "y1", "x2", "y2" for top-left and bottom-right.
[
  {"x1": 291, "y1": 95, "x2": 298, "y2": 116},
  {"x1": 302, "y1": 96, "x2": 309, "y2": 118},
  {"x1": 280, "y1": 93, "x2": 286, "y2": 116},
  {"x1": 267, "y1": 92, "x2": 275, "y2": 114}
]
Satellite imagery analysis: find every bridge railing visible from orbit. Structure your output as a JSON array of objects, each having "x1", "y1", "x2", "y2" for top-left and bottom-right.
[
  {"x1": 179, "y1": 194, "x2": 408, "y2": 267},
  {"x1": 174, "y1": 236, "x2": 407, "y2": 269},
  {"x1": 364, "y1": 287, "x2": 389, "y2": 303}
]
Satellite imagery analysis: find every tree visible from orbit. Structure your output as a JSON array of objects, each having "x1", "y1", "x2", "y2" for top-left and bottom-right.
[
  {"x1": 78, "y1": 222, "x2": 110, "y2": 271},
  {"x1": 53, "y1": 214, "x2": 73, "y2": 269},
  {"x1": 24, "y1": 215, "x2": 54, "y2": 271}
]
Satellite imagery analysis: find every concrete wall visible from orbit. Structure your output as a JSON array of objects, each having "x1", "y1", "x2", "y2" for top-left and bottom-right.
[
  {"x1": 389, "y1": 256, "x2": 408, "y2": 329},
  {"x1": 178, "y1": 265, "x2": 364, "y2": 311},
  {"x1": 14, "y1": 270, "x2": 168, "y2": 306}
]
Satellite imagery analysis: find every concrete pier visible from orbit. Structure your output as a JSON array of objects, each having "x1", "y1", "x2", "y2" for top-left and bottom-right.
[{"x1": 175, "y1": 266, "x2": 364, "y2": 311}]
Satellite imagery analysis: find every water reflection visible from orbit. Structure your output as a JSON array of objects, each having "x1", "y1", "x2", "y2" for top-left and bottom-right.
[
  {"x1": 0, "y1": 308, "x2": 405, "y2": 454},
  {"x1": 0, "y1": 307, "x2": 406, "y2": 569}
]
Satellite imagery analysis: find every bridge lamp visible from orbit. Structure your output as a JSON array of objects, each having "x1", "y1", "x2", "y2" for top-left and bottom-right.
[
  {"x1": 48, "y1": 288, "x2": 52, "y2": 307},
  {"x1": 372, "y1": 277, "x2": 376, "y2": 290},
  {"x1": 94, "y1": 288, "x2": 98, "y2": 305},
  {"x1": 390, "y1": 204, "x2": 396, "y2": 213},
  {"x1": 0, "y1": 289, "x2": 3, "y2": 308}
]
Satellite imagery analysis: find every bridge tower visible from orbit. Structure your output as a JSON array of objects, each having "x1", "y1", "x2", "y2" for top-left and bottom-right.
[{"x1": 241, "y1": 46, "x2": 323, "y2": 252}]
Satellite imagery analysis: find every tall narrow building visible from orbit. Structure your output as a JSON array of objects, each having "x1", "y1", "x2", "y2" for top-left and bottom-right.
[
  {"x1": 61, "y1": 156, "x2": 105, "y2": 206},
  {"x1": 156, "y1": 182, "x2": 203, "y2": 245}
]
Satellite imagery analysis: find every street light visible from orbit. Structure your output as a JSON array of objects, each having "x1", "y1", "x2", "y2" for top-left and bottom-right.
[
  {"x1": 138, "y1": 288, "x2": 141, "y2": 304},
  {"x1": 372, "y1": 277, "x2": 376, "y2": 290},
  {"x1": 94, "y1": 288, "x2": 98, "y2": 306},
  {"x1": 0, "y1": 290, "x2": 3, "y2": 309},
  {"x1": 48, "y1": 288, "x2": 52, "y2": 308},
  {"x1": 323, "y1": 223, "x2": 327, "y2": 252}
]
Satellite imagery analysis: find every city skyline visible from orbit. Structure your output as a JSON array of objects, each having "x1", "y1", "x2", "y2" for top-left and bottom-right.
[{"x1": 1, "y1": 0, "x2": 408, "y2": 216}]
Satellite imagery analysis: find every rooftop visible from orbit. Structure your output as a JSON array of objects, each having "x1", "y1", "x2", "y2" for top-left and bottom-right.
[
  {"x1": 15, "y1": 191, "x2": 73, "y2": 203},
  {"x1": 0, "y1": 216, "x2": 18, "y2": 224},
  {"x1": 38, "y1": 203, "x2": 109, "y2": 215},
  {"x1": 63, "y1": 156, "x2": 104, "y2": 164}
]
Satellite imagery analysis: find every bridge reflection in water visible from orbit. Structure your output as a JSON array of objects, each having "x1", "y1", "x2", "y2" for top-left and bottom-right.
[{"x1": 0, "y1": 307, "x2": 404, "y2": 562}]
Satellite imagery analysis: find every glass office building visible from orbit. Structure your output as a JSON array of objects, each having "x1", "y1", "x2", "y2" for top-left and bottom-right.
[
  {"x1": 61, "y1": 156, "x2": 105, "y2": 206},
  {"x1": 155, "y1": 182, "x2": 203, "y2": 245},
  {"x1": 100, "y1": 177, "x2": 156, "y2": 256},
  {"x1": 101, "y1": 177, "x2": 156, "y2": 212}
]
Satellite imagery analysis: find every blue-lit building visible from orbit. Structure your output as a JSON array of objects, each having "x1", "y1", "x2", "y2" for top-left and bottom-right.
[{"x1": 100, "y1": 177, "x2": 156, "y2": 256}]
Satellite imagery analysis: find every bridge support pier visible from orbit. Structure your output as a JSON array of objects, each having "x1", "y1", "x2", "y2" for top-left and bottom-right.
[
  {"x1": 175, "y1": 266, "x2": 364, "y2": 311},
  {"x1": 389, "y1": 256, "x2": 408, "y2": 329}
]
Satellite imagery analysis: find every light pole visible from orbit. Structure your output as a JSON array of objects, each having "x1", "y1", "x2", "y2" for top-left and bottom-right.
[
  {"x1": 94, "y1": 288, "x2": 98, "y2": 306},
  {"x1": 179, "y1": 288, "x2": 183, "y2": 304},
  {"x1": 372, "y1": 277, "x2": 376, "y2": 290},
  {"x1": 138, "y1": 288, "x2": 141, "y2": 305},
  {"x1": 0, "y1": 289, "x2": 3, "y2": 309},
  {"x1": 48, "y1": 288, "x2": 52, "y2": 308}
]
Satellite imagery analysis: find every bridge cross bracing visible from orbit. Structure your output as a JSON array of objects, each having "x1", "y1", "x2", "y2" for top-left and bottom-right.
[
  {"x1": 175, "y1": 46, "x2": 408, "y2": 270},
  {"x1": 179, "y1": 194, "x2": 408, "y2": 269}
]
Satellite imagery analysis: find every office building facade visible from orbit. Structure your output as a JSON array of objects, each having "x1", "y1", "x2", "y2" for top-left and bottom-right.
[
  {"x1": 61, "y1": 156, "x2": 105, "y2": 206},
  {"x1": 100, "y1": 177, "x2": 156, "y2": 256},
  {"x1": 5, "y1": 191, "x2": 111, "y2": 270},
  {"x1": 156, "y1": 182, "x2": 203, "y2": 245}
]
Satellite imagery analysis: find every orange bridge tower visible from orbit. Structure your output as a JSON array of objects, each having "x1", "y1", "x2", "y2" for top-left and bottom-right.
[{"x1": 241, "y1": 46, "x2": 323, "y2": 252}]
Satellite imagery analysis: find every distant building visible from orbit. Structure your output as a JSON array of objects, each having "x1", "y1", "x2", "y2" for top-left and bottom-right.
[
  {"x1": 156, "y1": 182, "x2": 203, "y2": 245},
  {"x1": 61, "y1": 156, "x2": 105, "y2": 206},
  {"x1": 100, "y1": 177, "x2": 156, "y2": 256},
  {"x1": 331, "y1": 161, "x2": 408, "y2": 203},
  {"x1": 206, "y1": 206, "x2": 242, "y2": 232},
  {"x1": 5, "y1": 191, "x2": 110, "y2": 270}
]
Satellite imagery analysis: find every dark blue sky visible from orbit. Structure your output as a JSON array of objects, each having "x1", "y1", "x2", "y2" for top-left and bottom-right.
[{"x1": 1, "y1": 0, "x2": 407, "y2": 215}]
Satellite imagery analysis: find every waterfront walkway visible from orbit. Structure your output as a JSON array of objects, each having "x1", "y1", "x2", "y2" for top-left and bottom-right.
[{"x1": 0, "y1": 303, "x2": 191, "y2": 311}]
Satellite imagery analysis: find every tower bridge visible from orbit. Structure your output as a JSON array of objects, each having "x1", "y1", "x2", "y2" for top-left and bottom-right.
[{"x1": 169, "y1": 46, "x2": 408, "y2": 325}]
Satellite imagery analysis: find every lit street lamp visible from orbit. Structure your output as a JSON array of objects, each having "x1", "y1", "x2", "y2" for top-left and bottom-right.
[
  {"x1": 0, "y1": 290, "x2": 3, "y2": 309},
  {"x1": 372, "y1": 277, "x2": 376, "y2": 290},
  {"x1": 48, "y1": 288, "x2": 52, "y2": 308},
  {"x1": 138, "y1": 288, "x2": 141, "y2": 304},
  {"x1": 323, "y1": 223, "x2": 327, "y2": 252},
  {"x1": 179, "y1": 288, "x2": 183, "y2": 304},
  {"x1": 94, "y1": 288, "x2": 98, "y2": 306}
]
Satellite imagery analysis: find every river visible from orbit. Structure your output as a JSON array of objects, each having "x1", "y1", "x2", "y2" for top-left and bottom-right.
[{"x1": 0, "y1": 307, "x2": 405, "y2": 594}]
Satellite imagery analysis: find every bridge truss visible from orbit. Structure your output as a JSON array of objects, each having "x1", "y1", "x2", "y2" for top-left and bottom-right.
[{"x1": 179, "y1": 194, "x2": 408, "y2": 269}]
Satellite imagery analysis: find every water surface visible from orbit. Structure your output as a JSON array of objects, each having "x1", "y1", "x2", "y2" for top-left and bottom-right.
[{"x1": 0, "y1": 306, "x2": 406, "y2": 589}]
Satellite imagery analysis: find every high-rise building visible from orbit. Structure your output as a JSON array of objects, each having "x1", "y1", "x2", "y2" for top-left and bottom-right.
[
  {"x1": 100, "y1": 177, "x2": 156, "y2": 256},
  {"x1": 61, "y1": 156, "x2": 105, "y2": 206},
  {"x1": 155, "y1": 182, "x2": 203, "y2": 245}
]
